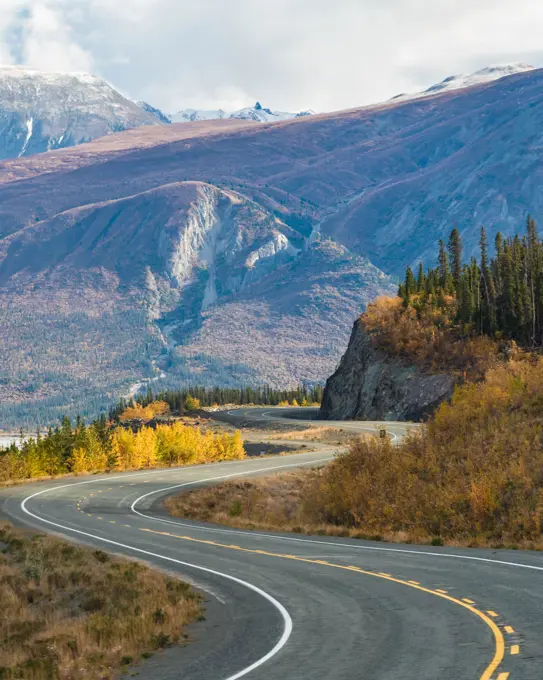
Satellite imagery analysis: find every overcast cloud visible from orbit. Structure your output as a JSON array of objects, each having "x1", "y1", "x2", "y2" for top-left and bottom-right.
[{"x1": 1, "y1": 0, "x2": 543, "y2": 114}]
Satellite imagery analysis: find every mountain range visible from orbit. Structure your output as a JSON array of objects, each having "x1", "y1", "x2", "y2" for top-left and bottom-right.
[
  {"x1": 1, "y1": 63, "x2": 542, "y2": 425},
  {"x1": 0, "y1": 66, "x2": 162, "y2": 160},
  {"x1": 0, "y1": 65, "x2": 315, "y2": 162},
  {"x1": 170, "y1": 101, "x2": 315, "y2": 124}
]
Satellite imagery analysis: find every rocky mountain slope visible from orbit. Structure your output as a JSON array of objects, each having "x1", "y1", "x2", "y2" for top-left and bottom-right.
[
  {"x1": 0, "y1": 178, "x2": 391, "y2": 426},
  {"x1": 319, "y1": 319, "x2": 455, "y2": 421},
  {"x1": 170, "y1": 101, "x2": 314, "y2": 123},
  {"x1": 0, "y1": 66, "x2": 162, "y2": 160},
  {"x1": 1, "y1": 64, "x2": 543, "y2": 424}
]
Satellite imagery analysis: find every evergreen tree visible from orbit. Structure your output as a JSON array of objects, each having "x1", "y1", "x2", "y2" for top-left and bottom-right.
[
  {"x1": 447, "y1": 228, "x2": 463, "y2": 288},
  {"x1": 438, "y1": 240, "x2": 449, "y2": 290},
  {"x1": 397, "y1": 217, "x2": 543, "y2": 347},
  {"x1": 416, "y1": 262, "x2": 426, "y2": 292}
]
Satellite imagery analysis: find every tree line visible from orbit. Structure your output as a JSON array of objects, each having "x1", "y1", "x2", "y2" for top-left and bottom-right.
[
  {"x1": 110, "y1": 384, "x2": 324, "y2": 420},
  {"x1": 399, "y1": 217, "x2": 543, "y2": 347},
  {"x1": 0, "y1": 413, "x2": 244, "y2": 483}
]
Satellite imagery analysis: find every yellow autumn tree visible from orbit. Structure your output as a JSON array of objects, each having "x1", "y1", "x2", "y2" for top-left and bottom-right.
[
  {"x1": 133, "y1": 427, "x2": 158, "y2": 469},
  {"x1": 119, "y1": 401, "x2": 170, "y2": 422},
  {"x1": 72, "y1": 447, "x2": 90, "y2": 474},
  {"x1": 110, "y1": 428, "x2": 137, "y2": 470}
]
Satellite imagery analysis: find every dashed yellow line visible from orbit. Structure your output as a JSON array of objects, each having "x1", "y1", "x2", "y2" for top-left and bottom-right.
[
  {"x1": 510, "y1": 645, "x2": 520, "y2": 655},
  {"x1": 497, "y1": 673, "x2": 510, "y2": 680},
  {"x1": 408, "y1": 580, "x2": 421, "y2": 585},
  {"x1": 487, "y1": 611, "x2": 499, "y2": 618},
  {"x1": 436, "y1": 589, "x2": 448, "y2": 594},
  {"x1": 504, "y1": 626, "x2": 515, "y2": 634},
  {"x1": 140, "y1": 528, "x2": 507, "y2": 680}
]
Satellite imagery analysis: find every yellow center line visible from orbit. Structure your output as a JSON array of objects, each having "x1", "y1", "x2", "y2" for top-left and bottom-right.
[
  {"x1": 436, "y1": 589, "x2": 448, "y2": 594},
  {"x1": 510, "y1": 645, "x2": 520, "y2": 655},
  {"x1": 487, "y1": 611, "x2": 499, "y2": 618},
  {"x1": 504, "y1": 625, "x2": 515, "y2": 634},
  {"x1": 140, "y1": 528, "x2": 506, "y2": 680},
  {"x1": 497, "y1": 673, "x2": 510, "y2": 680},
  {"x1": 408, "y1": 580, "x2": 421, "y2": 585}
]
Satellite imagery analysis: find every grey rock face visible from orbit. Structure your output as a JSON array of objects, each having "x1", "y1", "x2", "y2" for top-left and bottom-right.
[{"x1": 320, "y1": 320, "x2": 455, "y2": 422}]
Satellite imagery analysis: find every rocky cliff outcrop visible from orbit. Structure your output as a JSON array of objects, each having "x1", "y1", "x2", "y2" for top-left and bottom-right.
[{"x1": 320, "y1": 319, "x2": 455, "y2": 422}]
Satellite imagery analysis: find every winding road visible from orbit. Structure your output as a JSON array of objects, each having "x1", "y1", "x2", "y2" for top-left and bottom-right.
[{"x1": 1, "y1": 409, "x2": 541, "y2": 680}]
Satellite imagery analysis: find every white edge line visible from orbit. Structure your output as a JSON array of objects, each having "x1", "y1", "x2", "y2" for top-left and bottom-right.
[
  {"x1": 130, "y1": 461, "x2": 543, "y2": 574},
  {"x1": 20, "y1": 480, "x2": 295, "y2": 680}
]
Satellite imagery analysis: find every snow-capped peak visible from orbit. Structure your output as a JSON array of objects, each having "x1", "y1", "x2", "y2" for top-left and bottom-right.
[
  {"x1": 391, "y1": 63, "x2": 535, "y2": 103},
  {"x1": 0, "y1": 65, "x2": 162, "y2": 161},
  {"x1": 171, "y1": 102, "x2": 314, "y2": 124}
]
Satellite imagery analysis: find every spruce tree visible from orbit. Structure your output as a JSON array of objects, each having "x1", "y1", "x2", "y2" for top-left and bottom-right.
[
  {"x1": 416, "y1": 262, "x2": 426, "y2": 292},
  {"x1": 447, "y1": 228, "x2": 463, "y2": 288},
  {"x1": 438, "y1": 240, "x2": 449, "y2": 290}
]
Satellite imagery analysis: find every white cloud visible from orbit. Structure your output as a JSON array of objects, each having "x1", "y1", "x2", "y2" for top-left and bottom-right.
[
  {"x1": 22, "y1": 1, "x2": 94, "y2": 73},
  {"x1": 1, "y1": 0, "x2": 542, "y2": 113}
]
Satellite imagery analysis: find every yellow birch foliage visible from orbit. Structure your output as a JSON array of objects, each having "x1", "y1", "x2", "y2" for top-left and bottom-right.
[
  {"x1": 1, "y1": 412, "x2": 245, "y2": 483},
  {"x1": 119, "y1": 401, "x2": 170, "y2": 422}
]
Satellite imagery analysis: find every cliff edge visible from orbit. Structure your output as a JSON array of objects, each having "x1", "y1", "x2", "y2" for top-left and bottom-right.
[{"x1": 320, "y1": 319, "x2": 455, "y2": 421}]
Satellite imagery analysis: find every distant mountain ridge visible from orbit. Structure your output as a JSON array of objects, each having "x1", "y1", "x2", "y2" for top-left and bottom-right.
[
  {"x1": 170, "y1": 101, "x2": 315, "y2": 123},
  {"x1": 0, "y1": 65, "x2": 314, "y2": 161},
  {"x1": 390, "y1": 63, "x2": 534, "y2": 102},
  {"x1": 0, "y1": 65, "x2": 162, "y2": 160}
]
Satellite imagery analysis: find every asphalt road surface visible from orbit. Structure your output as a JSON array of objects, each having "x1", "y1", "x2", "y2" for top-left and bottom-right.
[{"x1": 1, "y1": 410, "x2": 541, "y2": 680}]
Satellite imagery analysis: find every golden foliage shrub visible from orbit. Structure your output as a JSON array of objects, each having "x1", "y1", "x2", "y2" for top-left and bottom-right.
[
  {"x1": 303, "y1": 360, "x2": 543, "y2": 544},
  {"x1": 105, "y1": 424, "x2": 245, "y2": 472},
  {"x1": 362, "y1": 296, "x2": 502, "y2": 380},
  {"x1": 119, "y1": 400, "x2": 170, "y2": 422}
]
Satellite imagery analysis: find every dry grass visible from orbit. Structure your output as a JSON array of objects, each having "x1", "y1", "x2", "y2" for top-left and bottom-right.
[
  {"x1": 266, "y1": 427, "x2": 347, "y2": 442},
  {"x1": 168, "y1": 360, "x2": 543, "y2": 550},
  {"x1": 0, "y1": 523, "x2": 202, "y2": 679},
  {"x1": 165, "y1": 472, "x2": 406, "y2": 542}
]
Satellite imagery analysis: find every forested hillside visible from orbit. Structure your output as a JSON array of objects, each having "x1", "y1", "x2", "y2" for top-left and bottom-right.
[{"x1": 399, "y1": 216, "x2": 543, "y2": 348}]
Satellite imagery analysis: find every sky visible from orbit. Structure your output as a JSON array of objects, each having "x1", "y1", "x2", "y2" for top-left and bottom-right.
[{"x1": 0, "y1": 0, "x2": 543, "y2": 114}]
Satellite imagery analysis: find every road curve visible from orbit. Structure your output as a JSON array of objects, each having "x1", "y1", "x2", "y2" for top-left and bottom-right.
[
  {"x1": 210, "y1": 407, "x2": 414, "y2": 442},
  {"x1": 1, "y1": 414, "x2": 541, "y2": 680}
]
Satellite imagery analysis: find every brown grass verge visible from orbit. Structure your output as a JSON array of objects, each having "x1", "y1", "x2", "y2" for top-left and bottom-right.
[
  {"x1": 0, "y1": 523, "x2": 202, "y2": 679},
  {"x1": 164, "y1": 472, "x2": 415, "y2": 544},
  {"x1": 265, "y1": 426, "x2": 352, "y2": 444}
]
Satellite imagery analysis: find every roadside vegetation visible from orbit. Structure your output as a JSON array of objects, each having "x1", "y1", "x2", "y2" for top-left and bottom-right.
[
  {"x1": 0, "y1": 523, "x2": 201, "y2": 679},
  {"x1": 0, "y1": 403, "x2": 245, "y2": 484},
  {"x1": 169, "y1": 359, "x2": 543, "y2": 547}
]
